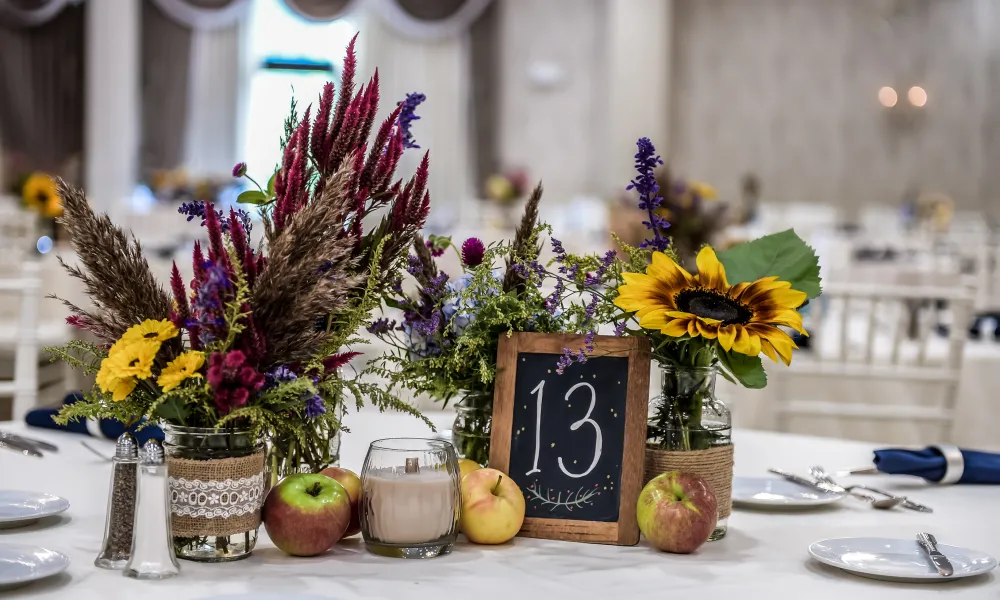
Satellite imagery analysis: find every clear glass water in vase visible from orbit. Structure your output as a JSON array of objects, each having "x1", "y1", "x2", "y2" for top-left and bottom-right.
[
  {"x1": 451, "y1": 389, "x2": 493, "y2": 466},
  {"x1": 647, "y1": 364, "x2": 732, "y2": 540},
  {"x1": 162, "y1": 425, "x2": 264, "y2": 562}
]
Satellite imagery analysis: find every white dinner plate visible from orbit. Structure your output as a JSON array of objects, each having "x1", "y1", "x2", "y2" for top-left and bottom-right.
[
  {"x1": 0, "y1": 544, "x2": 70, "y2": 590},
  {"x1": 809, "y1": 537, "x2": 997, "y2": 583},
  {"x1": 732, "y1": 477, "x2": 845, "y2": 508},
  {"x1": 0, "y1": 490, "x2": 70, "y2": 529}
]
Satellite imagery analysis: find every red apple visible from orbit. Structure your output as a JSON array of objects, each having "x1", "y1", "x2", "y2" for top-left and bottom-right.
[
  {"x1": 636, "y1": 471, "x2": 718, "y2": 554},
  {"x1": 319, "y1": 466, "x2": 362, "y2": 538},
  {"x1": 262, "y1": 473, "x2": 350, "y2": 556},
  {"x1": 460, "y1": 468, "x2": 525, "y2": 544}
]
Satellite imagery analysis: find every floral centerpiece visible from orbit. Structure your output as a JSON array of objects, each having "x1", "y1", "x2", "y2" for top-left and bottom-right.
[
  {"x1": 371, "y1": 187, "x2": 598, "y2": 465},
  {"x1": 47, "y1": 36, "x2": 431, "y2": 561},
  {"x1": 555, "y1": 137, "x2": 822, "y2": 540}
]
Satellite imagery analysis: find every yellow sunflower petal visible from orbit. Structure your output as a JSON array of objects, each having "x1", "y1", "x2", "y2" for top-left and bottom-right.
[
  {"x1": 647, "y1": 251, "x2": 694, "y2": 290},
  {"x1": 636, "y1": 308, "x2": 669, "y2": 329},
  {"x1": 111, "y1": 377, "x2": 138, "y2": 402},
  {"x1": 749, "y1": 324, "x2": 798, "y2": 365},
  {"x1": 696, "y1": 320, "x2": 719, "y2": 339},
  {"x1": 731, "y1": 325, "x2": 762, "y2": 356},
  {"x1": 695, "y1": 246, "x2": 729, "y2": 292},
  {"x1": 717, "y1": 325, "x2": 737, "y2": 352},
  {"x1": 759, "y1": 339, "x2": 780, "y2": 363},
  {"x1": 659, "y1": 318, "x2": 691, "y2": 338}
]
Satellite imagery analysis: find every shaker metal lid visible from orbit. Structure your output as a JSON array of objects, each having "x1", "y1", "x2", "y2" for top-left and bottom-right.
[
  {"x1": 115, "y1": 432, "x2": 139, "y2": 459},
  {"x1": 140, "y1": 439, "x2": 164, "y2": 465}
]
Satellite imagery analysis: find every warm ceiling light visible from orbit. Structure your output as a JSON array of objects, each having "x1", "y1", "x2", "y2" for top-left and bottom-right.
[
  {"x1": 878, "y1": 86, "x2": 898, "y2": 107},
  {"x1": 908, "y1": 86, "x2": 927, "y2": 107}
]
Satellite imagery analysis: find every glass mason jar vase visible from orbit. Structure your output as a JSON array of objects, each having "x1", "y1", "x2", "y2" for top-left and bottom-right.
[
  {"x1": 451, "y1": 389, "x2": 493, "y2": 466},
  {"x1": 646, "y1": 364, "x2": 732, "y2": 541},
  {"x1": 267, "y1": 401, "x2": 345, "y2": 486},
  {"x1": 162, "y1": 425, "x2": 266, "y2": 562}
]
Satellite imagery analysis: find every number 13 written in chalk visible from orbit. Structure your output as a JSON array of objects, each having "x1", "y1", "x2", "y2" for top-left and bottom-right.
[{"x1": 525, "y1": 380, "x2": 603, "y2": 478}]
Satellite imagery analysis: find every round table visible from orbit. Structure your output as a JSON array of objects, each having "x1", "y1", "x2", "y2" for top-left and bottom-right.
[{"x1": 2, "y1": 412, "x2": 997, "y2": 599}]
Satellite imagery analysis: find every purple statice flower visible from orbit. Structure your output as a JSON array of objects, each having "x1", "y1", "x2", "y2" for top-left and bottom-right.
[
  {"x1": 556, "y1": 349, "x2": 574, "y2": 375},
  {"x1": 583, "y1": 250, "x2": 617, "y2": 288},
  {"x1": 366, "y1": 318, "x2": 396, "y2": 335},
  {"x1": 584, "y1": 295, "x2": 598, "y2": 320},
  {"x1": 614, "y1": 321, "x2": 628, "y2": 337},
  {"x1": 425, "y1": 239, "x2": 445, "y2": 258},
  {"x1": 544, "y1": 277, "x2": 565, "y2": 314},
  {"x1": 461, "y1": 237, "x2": 485, "y2": 267},
  {"x1": 232, "y1": 162, "x2": 247, "y2": 178},
  {"x1": 264, "y1": 365, "x2": 297, "y2": 389},
  {"x1": 584, "y1": 331, "x2": 596, "y2": 353},
  {"x1": 178, "y1": 201, "x2": 250, "y2": 234},
  {"x1": 407, "y1": 254, "x2": 423, "y2": 276},
  {"x1": 188, "y1": 261, "x2": 231, "y2": 343},
  {"x1": 397, "y1": 92, "x2": 427, "y2": 150},
  {"x1": 626, "y1": 137, "x2": 670, "y2": 252},
  {"x1": 551, "y1": 238, "x2": 567, "y2": 261},
  {"x1": 304, "y1": 394, "x2": 326, "y2": 419}
]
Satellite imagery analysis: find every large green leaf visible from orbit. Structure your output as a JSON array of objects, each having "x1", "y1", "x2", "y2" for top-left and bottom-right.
[
  {"x1": 237, "y1": 190, "x2": 268, "y2": 205},
  {"x1": 716, "y1": 229, "x2": 822, "y2": 299},
  {"x1": 717, "y1": 349, "x2": 767, "y2": 389}
]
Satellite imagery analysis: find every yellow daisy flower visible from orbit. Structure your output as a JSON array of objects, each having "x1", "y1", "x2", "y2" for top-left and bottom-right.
[
  {"x1": 614, "y1": 247, "x2": 807, "y2": 365},
  {"x1": 96, "y1": 363, "x2": 137, "y2": 402},
  {"x1": 102, "y1": 340, "x2": 159, "y2": 380},
  {"x1": 121, "y1": 319, "x2": 178, "y2": 345},
  {"x1": 157, "y1": 351, "x2": 205, "y2": 392}
]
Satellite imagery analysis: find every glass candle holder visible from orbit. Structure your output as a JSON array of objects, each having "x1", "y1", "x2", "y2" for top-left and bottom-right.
[{"x1": 361, "y1": 438, "x2": 461, "y2": 559}]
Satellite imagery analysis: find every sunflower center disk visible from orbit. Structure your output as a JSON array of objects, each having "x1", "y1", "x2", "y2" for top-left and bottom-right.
[{"x1": 676, "y1": 289, "x2": 752, "y2": 325}]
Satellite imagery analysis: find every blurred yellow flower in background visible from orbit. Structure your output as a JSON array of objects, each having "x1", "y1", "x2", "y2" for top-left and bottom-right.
[
  {"x1": 688, "y1": 181, "x2": 717, "y2": 200},
  {"x1": 21, "y1": 172, "x2": 62, "y2": 218},
  {"x1": 157, "y1": 351, "x2": 205, "y2": 392}
]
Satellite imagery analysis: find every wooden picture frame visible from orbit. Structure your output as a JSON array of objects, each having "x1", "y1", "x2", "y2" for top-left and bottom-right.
[{"x1": 489, "y1": 332, "x2": 651, "y2": 545}]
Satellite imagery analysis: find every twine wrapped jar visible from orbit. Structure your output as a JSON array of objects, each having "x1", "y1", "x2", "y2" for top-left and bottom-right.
[
  {"x1": 645, "y1": 364, "x2": 733, "y2": 541},
  {"x1": 163, "y1": 425, "x2": 265, "y2": 562}
]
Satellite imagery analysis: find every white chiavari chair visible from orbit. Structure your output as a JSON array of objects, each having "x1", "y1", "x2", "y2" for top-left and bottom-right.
[
  {"x1": 0, "y1": 260, "x2": 41, "y2": 421},
  {"x1": 774, "y1": 282, "x2": 973, "y2": 442}
]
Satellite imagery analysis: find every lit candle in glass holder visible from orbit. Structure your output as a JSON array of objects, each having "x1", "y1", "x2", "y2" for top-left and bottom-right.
[{"x1": 361, "y1": 438, "x2": 461, "y2": 559}]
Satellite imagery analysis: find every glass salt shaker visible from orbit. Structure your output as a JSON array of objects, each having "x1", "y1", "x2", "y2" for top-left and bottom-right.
[
  {"x1": 124, "y1": 439, "x2": 179, "y2": 579},
  {"x1": 95, "y1": 433, "x2": 139, "y2": 569}
]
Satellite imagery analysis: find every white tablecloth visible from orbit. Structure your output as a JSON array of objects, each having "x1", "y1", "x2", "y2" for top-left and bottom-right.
[{"x1": 2, "y1": 412, "x2": 998, "y2": 599}]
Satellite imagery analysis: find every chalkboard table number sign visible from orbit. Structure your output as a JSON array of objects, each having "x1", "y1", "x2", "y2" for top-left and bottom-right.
[{"x1": 489, "y1": 332, "x2": 651, "y2": 545}]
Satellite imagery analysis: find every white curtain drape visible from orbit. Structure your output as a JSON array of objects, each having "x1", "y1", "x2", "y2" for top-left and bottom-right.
[
  {"x1": 184, "y1": 21, "x2": 242, "y2": 176},
  {"x1": 372, "y1": 0, "x2": 490, "y2": 40},
  {"x1": 360, "y1": 6, "x2": 473, "y2": 230},
  {"x1": 149, "y1": 0, "x2": 247, "y2": 29}
]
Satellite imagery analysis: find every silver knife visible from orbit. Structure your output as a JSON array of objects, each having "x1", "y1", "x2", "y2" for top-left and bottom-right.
[
  {"x1": 917, "y1": 533, "x2": 954, "y2": 577},
  {"x1": 0, "y1": 431, "x2": 58, "y2": 453},
  {"x1": 767, "y1": 468, "x2": 841, "y2": 493},
  {"x1": 0, "y1": 438, "x2": 43, "y2": 458}
]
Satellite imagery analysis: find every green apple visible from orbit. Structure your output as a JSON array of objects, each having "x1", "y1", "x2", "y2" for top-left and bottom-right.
[
  {"x1": 460, "y1": 468, "x2": 525, "y2": 544},
  {"x1": 263, "y1": 473, "x2": 350, "y2": 556},
  {"x1": 319, "y1": 466, "x2": 362, "y2": 538},
  {"x1": 458, "y1": 458, "x2": 482, "y2": 480},
  {"x1": 637, "y1": 471, "x2": 718, "y2": 554}
]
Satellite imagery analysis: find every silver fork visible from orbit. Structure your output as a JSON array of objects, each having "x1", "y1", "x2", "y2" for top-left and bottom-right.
[{"x1": 810, "y1": 466, "x2": 933, "y2": 513}]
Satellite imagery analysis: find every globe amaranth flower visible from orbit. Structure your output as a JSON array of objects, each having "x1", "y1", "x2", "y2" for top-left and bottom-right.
[
  {"x1": 425, "y1": 239, "x2": 445, "y2": 258},
  {"x1": 461, "y1": 237, "x2": 485, "y2": 267},
  {"x1": 232, "y1": 162, "x2": 247, "y2": 178},
  {"x1": 206, "y1": 350, "x2": 264, "y2": 414},
  {"x1": 397, "y1": 92, "x2": 426, "y2": 149}
]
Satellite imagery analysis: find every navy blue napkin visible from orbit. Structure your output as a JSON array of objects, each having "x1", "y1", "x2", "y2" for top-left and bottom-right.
[
  {"x1": 25, "y1": 393, "x2": 164, "y2": 445},
  {"x1": 874, "y1": 447, "x2": 1000, "y2": 484}
]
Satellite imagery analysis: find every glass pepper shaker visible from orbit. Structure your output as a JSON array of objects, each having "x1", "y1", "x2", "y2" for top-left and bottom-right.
[
  {"x1": 124, "y1": 439, "x2": 180, "y2": 579},
  {"x1": 95, "y1": 432, "x2": 139, "y2": 569}
]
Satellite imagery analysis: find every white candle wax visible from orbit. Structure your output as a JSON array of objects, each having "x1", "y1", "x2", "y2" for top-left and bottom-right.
[{"x1": 366, "y1": 468, "x2": 457, "y2": 544}]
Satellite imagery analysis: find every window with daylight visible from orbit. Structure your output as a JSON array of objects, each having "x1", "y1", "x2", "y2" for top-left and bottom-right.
[{"x1": 240, "y1": 0, "x2": 358, "y2": 186}]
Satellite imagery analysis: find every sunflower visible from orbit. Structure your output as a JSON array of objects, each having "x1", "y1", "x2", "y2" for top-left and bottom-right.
[
  {"x1": 22, "y1": 173, "x2": 59, "y2": 215},
  {"x1": 614, "y1": 247, "x2": 807, "y2": 365},
  {"x1": 157, "y1": 351, "x2": 205, "y2": 392},
  {"x1": 102, "y1": 339, "x2": 160, "y2": 380},
  {"x1": 121, "y1": 319, "x2": 178, "y2": 345}
]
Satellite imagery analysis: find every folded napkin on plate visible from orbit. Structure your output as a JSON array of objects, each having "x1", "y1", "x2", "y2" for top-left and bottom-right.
[
  {"x1": 874, "y1": 446, "x2": 1000, "y2": 484},
  {"x1": 25, "y1": 393, "x2": 163, "y2": 445}
]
